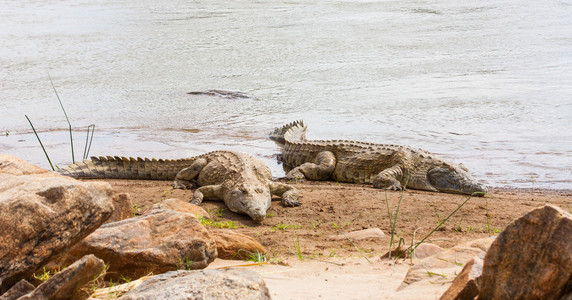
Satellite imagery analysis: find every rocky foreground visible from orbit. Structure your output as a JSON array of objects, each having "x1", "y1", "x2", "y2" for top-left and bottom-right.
[{"x1": 0, "y1": 154, "x2": 570, "y2": 299}]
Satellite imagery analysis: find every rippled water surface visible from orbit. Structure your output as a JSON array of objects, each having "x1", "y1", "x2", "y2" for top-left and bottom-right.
[{"x1": 1, "y1": 0, "x2": 571, "y2": 189}]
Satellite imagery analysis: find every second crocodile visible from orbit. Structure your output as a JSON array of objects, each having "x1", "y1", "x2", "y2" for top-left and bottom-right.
[
  {"x1": 270, "y1": 121, "x2": 487, "y2": 196},
  {"x1": 59, "y1": 150, "x2": 300, "y2": 221}
]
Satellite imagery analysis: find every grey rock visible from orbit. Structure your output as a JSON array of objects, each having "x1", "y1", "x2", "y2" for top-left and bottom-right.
[
  {"x1": 0, "y1": 155, "x2": 114, "y2": 294},
  {"x1": 119, "y1": 269, "x2": 271, "y2": 300}
]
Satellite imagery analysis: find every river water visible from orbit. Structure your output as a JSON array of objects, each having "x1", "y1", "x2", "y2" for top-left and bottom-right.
[{"x1": 1, "y1": 0, "x2": 571, "y2": 189}]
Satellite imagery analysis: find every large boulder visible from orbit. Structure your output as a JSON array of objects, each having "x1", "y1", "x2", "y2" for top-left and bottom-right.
[
  {"x1": 118, "y1": 269, "x2": 271, "y2": 300},
  {"x1": 19, "y1": 255, "x2": 105, "y2": 300},
  {"x1": 209, "y1": 228, "x2": 266, "y2": 260},
  {"x1": 64, "y1": 209, "x2": 217, "y2": 280},
  {"x1": 479, "y1": 205, "x2": 572, "y2": 299},
  {"x1": 0, "y1": 155, "x2": 114, "y2": 294}
]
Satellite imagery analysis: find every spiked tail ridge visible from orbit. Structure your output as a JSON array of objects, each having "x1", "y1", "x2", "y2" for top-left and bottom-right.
[
  {"x1": 269, "y1": 120, "x2": 307, "y2": 144},
  {"x1": 58, "y1": 156, "x2": 193, "y2": 180}
]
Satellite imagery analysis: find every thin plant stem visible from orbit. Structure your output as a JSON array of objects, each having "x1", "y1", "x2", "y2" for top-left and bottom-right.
[
  {"x1": 409, "y1": 193, "x2": 481, "y2": 254},
  {"x1": 48, "y1": 73, "x2": 75, "y2": 163},
  {"x1": 341, "y1": 232, "x2": 372, "y2": 264},
  {"x1": 83, "y1": 124, "x2": 95, "y2": 159},
  {"x1": 25, "y1": 115, "x2": 54, "y2": 171}
]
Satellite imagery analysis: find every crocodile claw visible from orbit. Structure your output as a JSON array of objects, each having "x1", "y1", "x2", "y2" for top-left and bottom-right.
[{"x1": 172, "y1": 179, "x2": 198, "y2": 190}]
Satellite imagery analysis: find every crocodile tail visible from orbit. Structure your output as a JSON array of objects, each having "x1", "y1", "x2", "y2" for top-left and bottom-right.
[
  {"x1": 269, "y1": 120, "x2": 307, "y2": 144},
  {"x1": 58, "y1": 156, "x2": 188, "y2": 180}
]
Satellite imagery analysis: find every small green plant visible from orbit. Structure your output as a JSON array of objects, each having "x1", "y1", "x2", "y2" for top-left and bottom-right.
[
  {"x1": 292, "y1": 236, "x2": 303, "y2": 260},
  {"x1": 162, "y1": 187, "x2": 174, "y2": 200},
  {"x1": 206, "y1": 207, "x2": 224, "y2": 218},
  {"x1": 311, "y1": 219, "x2": 322, "y2": 230},
  {"x1": 271, "y1": 222, "x2": 300, "y2": 231},
  {"x1": 178, "y1": 257, "x2": 193, "y2": 270},
  {"x1": 4, "y1": 130, "x2": 9, "y2": 136},
  {"x1": 34, "y1": 266, "x2": 58, "y2": 282},
  {"x1": 484, "y1": 199, "x2": 501, "y2": 235},
  {"x1": 132, "y1": 204, "x2": 141, "y2": 217},
  {"x1": 242, "y1": 250, "x2": 268, "y2": 263},
  {"x1": 530, "y1": 175, "x2": 537, "y2": 189},
  {"x1": 199, "y1": 217, "x2": 239, "y2": 229},
  {"x1": 329, "y1": 249, "x2": 337, "y2": 258}
]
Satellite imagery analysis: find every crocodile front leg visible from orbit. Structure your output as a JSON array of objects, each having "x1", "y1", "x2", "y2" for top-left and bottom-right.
[
  {"x1": 286, "y1": 151, "x2": 336, "y2": 181},
  {"x1": 372, "y1": 165, "x2": 404, "y2": 190},
  {"x1": 191, "y1": 184, "x2": 223, "y2": 205},
  {"x1": 173, "y1": 158, "x2": 207, "y2": 189},
  {"x1": 270, "y1": 182, "x2": 301, "y2": 207}
]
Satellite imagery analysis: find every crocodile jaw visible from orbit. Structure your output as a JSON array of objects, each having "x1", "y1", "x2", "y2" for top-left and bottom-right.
[
  {"x1": 427, "y1": 165, "x2": 488, "y2": 196},
  {"x1": 225, "y1": 184, "x2": 272, "y2": 221}
]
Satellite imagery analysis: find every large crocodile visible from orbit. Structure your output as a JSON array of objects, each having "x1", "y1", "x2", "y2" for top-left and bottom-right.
[
  {"x1": 269, "y1": 121, "x2": 487, "y2": 196},
  {"x1": 59, "y1": 150, "x2": 300, "y2": 221}
]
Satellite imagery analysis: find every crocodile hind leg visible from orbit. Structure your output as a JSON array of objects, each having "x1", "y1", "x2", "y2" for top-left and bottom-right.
[
  {"x1": 173, "y1": 158, "x2": 208, "y2": 189},
  {"x1": 269, "y1": 182, "x2": 301, "y2": 207},
  {"x1": 286, "y1": 151, "x2": 336, "y2": 181},
  {"x1": 372, "y1": 165, "x2": 404, "y2": 190},
  {"x1": 190, "y1": 184, "x2": 223, "y2": 205}
]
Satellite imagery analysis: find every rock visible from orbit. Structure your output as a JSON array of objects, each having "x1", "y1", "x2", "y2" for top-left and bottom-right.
[
  {"x1": 107, "y1": 193, "x2": 134, "y2": 223},
  {"x1": 19, "y1": 255, "x2": 105, "y2": 300},
  {"x1": 0, "y1": 280, "x2": 35, "y2": 300},
  {"x1": 396, "y1": 237, "x2": 495, "y2": 299},
  {"x1": 479, "y1": 205, "x2": 572, "y2": 300},
  {"x1": 152, "y1": 198, "x2": 210, "y2": 219},
  {"x1": 439, "y1": 253, "x2": 484, "y2": 300},
  {"x1": 327, "y1": 228, "x2": 385, "y2": 241},
  {"x1": 118, "y1": 269, "x2": 271, "y2": 300},
  {"x1": 413, "y1": 243, "x2": 444, "y2": 260},
  {"x1": 66, "y1": 209, "x2": 217, "y2": 280},
  {"x1": 209, "y1": 229, "x2": 266, "y2": 260},
  {"x1": 0, "y1": 155, "x2": 114, "y2": 294}
]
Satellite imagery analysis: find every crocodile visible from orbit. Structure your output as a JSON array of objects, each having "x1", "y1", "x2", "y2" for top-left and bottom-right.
[
  {"x1": 59, "y1": 150, "x2": 300, "y2": 221},
  {"x1": 269, "y1": 121, "x2": 487, "y2": 196}
]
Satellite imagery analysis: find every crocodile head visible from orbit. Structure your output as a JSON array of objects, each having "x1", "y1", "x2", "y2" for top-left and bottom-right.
[
  {"x1": 427, "y1": 163, "x2": 487, "y2": 196},
  {"x1": 225, "y1": 184, "x2": 272, "y2": 221}
]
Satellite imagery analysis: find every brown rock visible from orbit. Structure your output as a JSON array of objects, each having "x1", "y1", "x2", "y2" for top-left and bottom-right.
[
  {"x1": 107, "y1": 193, "x2": 134, "y2": 223},
  {"x1": 67, "y1": 209, "x2": 217, "y2": 280},
  {"x1": 19, "y1": 255, "x2": 105, "y2": 300},
  {"x1": 327, "y1": 228, "x2": 385, "y2": 241},
  {"x1": 440, "y1": 253, "x2": 484, "y2": 300},
  {"x1": 0, "y1": 280, "x2": 35, "y2": 300},
  {"x1": 152, "y1": 198, "x2": 210, "y2": 219},
  {"x1": 118, "y1": 269, "x2": 271, "y2": 300},
  {"x1": 397, "y1": 237, "x2": 494, "y2": 291},
  {"x1": 479, "y1": 205, "x2": 572, "y2": 300},
  {"x1": 413, "y1": 243, "x2": 444, "y2": 259},
  {"x1": 209, "y1": 229, "x2": 266, "y2": 260},
  {"x1": 0, "y1": 155, "x2": 114, "y2": 294}
]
